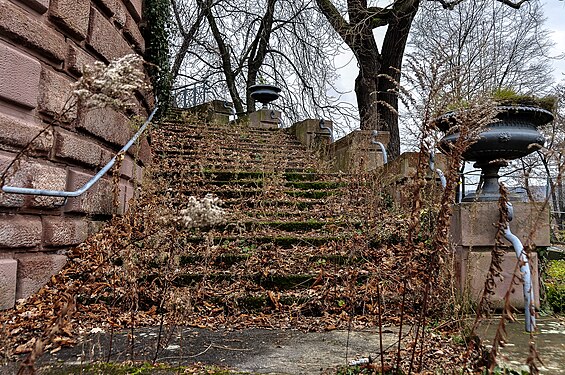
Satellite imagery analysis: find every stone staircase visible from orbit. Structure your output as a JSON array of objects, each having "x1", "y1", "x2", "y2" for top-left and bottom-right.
[{"x1": 148, "y1": 108, "x2": 390, "y2": 327}]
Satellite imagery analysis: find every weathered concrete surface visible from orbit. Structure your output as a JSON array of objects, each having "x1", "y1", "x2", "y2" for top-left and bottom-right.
[
  {"x1": 3, "y1": 328, "x2": 398, "y2": 374},
  {"x1": 479, "y1": 316, "x2": 565, "y2": 374}
]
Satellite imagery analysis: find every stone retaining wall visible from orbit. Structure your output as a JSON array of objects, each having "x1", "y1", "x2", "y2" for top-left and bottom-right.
[{"x1": 0, "y1": 0, "x2": 149, "y2": 309}]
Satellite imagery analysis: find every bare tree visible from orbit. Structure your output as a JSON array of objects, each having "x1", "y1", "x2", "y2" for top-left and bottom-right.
[
  {"x1": 405, "y1": 0, "x2": 554, "y2": 102},
  {"x1": 315, "y1": 0, "x2": 536, "y2": 159},
  {"x1": 169, "y1": 0, "x2": 358, "y2": 130}
]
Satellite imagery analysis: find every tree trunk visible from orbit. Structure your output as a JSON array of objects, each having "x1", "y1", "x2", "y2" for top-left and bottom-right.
[
  {"x1": 355, "y1": 61, "x2": 380, "y2": 132},
  {"x1": 377, "y1": 0, "x2": 419, "y2": 159}
]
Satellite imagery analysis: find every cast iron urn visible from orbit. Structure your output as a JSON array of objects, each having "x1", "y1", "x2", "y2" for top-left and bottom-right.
[
  {"x1": 437, "y1": 105, "x2": 553, "y2": 201},
  {"x1": 249, "y1": 84, "x2": 281, "y2": 108}
]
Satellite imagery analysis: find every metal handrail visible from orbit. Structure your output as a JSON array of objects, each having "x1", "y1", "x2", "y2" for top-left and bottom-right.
[
  {"x1": 503, "y1": 202, "x2": 535, "y2": 332},
  {"x1": 2, "y1": 106, "x2": 158, "y2": 198},
  {"x1": 371, "y1": 130, "x2": 388, "y2": 165},
  {"x1": 428, "y1": 151, "x2": 446, "y2": 188},
  {"x1": 319, "y1": 119, "x2": 334, "y2": 142}
]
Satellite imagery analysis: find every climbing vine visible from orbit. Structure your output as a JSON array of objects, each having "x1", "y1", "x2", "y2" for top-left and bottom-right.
[{"x1": 143, "y1": 0, "x2": 172, "y2": 115}]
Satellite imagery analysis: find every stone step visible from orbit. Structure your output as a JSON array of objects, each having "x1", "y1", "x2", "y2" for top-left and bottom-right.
[
  {"x1": 159, "y1": 179, "x2": 345, "y2": 191},
  {"x1": 158, "y1": 122, "x2": 282, "y2": 135},
  {"x1": 214, "y1": 219, "x2": 362, "y2": 234},
  {"x1": 154, "y1": 146, "x2": 309, "y2": 159},
  {"x1": 153, "y1": 159, "x2": 317, "y2": 172},
  {"x1": 179, "y1": 234, "x2": 348, "y2": 248},
  {"x1": 153, "y1": 170, "x2": 338, "y2": 183},
  {"x1": 156, "y1": 128, "x2": 302, "y2": 145},
  {"x1": 177, "y1": 253, "x2": 363, "y2": 268},
  {"x1": 162, "y1": 187, "x2": 339, "y2": 200},
  {"x1": 167, "y1": 271, "x2": 372, "y2": 290},
  {"x1": 156, "y1": 141, "x2": 306, "y2": 153}
]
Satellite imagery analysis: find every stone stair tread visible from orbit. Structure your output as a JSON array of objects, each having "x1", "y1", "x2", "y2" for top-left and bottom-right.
[
  {"x1": 163, "y1": 187, "x2": 339, "y2": 200},
  {"x1": 146, "y1": 108, "x2": 381, "y2": 322},
  {"x1": 180, "y1": 234, "x2": 349, "y2": 248},
  {"x1": 158, "y1": 179, "x2": 345, "y2": 190}
]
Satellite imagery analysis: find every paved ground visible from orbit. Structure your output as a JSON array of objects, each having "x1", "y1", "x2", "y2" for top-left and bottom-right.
[
  {"x1": 479, "y1": 316, "x2": 565, "y2": 374},
  {"x1": 3, "y1": 327, "x2": 399, "y2": 374},
  {"x1": 2, "y1": 316, "x2": 563, "y2": 374}
]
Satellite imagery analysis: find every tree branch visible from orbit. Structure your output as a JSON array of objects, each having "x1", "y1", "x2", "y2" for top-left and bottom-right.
[
  {"x1": 496, "y1": 0, "x2": 529, "y2": 9},
  {"x1": 315, "y1": 0, "x2": 353, "y2": 44}
]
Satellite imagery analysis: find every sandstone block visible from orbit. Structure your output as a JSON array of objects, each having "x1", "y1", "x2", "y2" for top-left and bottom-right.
[
  {"x1": 112, "y1": 1, "x2": 127, "y2": 28},
  {"x1": 87, "y1": 7, "x2": 132, "y2": 61},
  {"x1": 88, "y1": 220, "x2": 106, "y2": 235},
  {"x1": 123, "y1": 13, "x2": 144, "y2": 52},
  {"x1": 0, "y1": 112, "x2": 53, "y2": 153},
  {"x1": 0, "y1": 155, "x2": 66, "y2": 208},
  {"x1": 0, "y1": 215, "x2": 42, "y2": 248},
  {"x1": 95, "y1": 0, "x2": 127, "y2": 28},
  {"x1": 451, "y1": 202, "x2": 550, "y2": 248},
  {"x1": 78, "y1": 107, "x2": 133, "y2": 146},
  {"x1": 54, "y1": 129, "x2": 103, "y2": 167},
  {"x1": 129, "y1": 136, "x2": 151, "y2": 166},
  {"x1": 123, "y1": 0, "x2": 141, "y2": 21},
  {"x1": 15, "y1": 253, "x2": 67, "y2": 299},
  {"x1": 49, "y1": 0, "x2": 90, "y2": 40},
  {"x1": 0, "y1": 41, "x2": 41, "y2": 109},
  {"x1": 115, "y1": 181, "x2": 127, "y2": 215},
  {"x1": 19, "y1": 0, "x2": 49, "y2": 13},
  {"x1": 0, "y1": 0, "x2": 66, "y2": 62},
  {"x1": 462, "y1": 250, "x2": 540, "y2": 309},
  {"x1": 119, "y1": 154, "x2": 135, "y2": 179},
  {"x1": 0, "y1": 259, "x2": 17, "y2": 310},
  {"x1": 42, "y1": 216, "x2": 88, "y2": 246},
  {"x1": 118, "y1": 155, "x2": 143, "y2": 181},
  {"x1": 100, "y1": 148, "x2": 114, "y2": 167},
  {"x1": 39, "y1": 68, "x2": 77, "y2": 122},
  {"x1": 65, "y1": 169, "x2": 113, "y2": 215},
  {"x1": 0, "y1": 152, "x2": 26, "y2": 207},
  {"x1": 67, "y1": 44, "x2": 97, "y2": 76},
  {"x1": 28, "y1": 162, "x2": 67, "y2": 208},
  {"x1": 289, "y1": 118, "x2": 333, "y2": 148}
]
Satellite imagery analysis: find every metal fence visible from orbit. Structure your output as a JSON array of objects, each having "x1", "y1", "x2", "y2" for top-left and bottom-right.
[{"x1": 173, "y1": 82, "x2": 210, "y2": 109}]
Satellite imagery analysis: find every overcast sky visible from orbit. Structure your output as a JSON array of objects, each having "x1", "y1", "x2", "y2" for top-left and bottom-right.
[{"x1": 544, "y1": 0, "x2": 565, "y2": 82}]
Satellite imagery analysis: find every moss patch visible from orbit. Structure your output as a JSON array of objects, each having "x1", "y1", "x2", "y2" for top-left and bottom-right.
[{"x1": 40, "y1": 362, "x2": 242, "y2": 374}]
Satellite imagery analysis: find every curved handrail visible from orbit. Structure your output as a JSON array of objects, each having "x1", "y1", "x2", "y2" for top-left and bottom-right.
[
  {"x1": 371, "y1": 130, "x2": 388, "y2": 165},
  {"x1": 503, "y1": 202, "x2": 536, "y2": 332},
  {"x1": 2, "y1": 106, "x2": 158, "y2": 198},
  {"x1": 428, "y1": 152, "x2": 446, "y2": 188},
  {"x1": 319, "y1": 119, "x2": 334, "y2": 142},
  {"x1": 223, "y1": 101, "x2": 236, "y2": 121}
]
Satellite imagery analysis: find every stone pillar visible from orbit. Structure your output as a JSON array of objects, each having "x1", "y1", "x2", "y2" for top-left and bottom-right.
[
  {"x1": 188, "y1": 100, "x2": 234, "y2": 124},
  {"x1": 287, "y1": 119, "x2": 333, "y2": 149},
  {"x1": 381, "y1": 152, "x2": 447, "y2": 208},
  {"x1": 249, "y1": 108, "x2": 281, "y2": 129},
  {"x1": 450, "y1": 202, "x2": 550, "y2": 308},
  {"x1": 331, "y1": 130, "x2": 389, "y2": 172}
]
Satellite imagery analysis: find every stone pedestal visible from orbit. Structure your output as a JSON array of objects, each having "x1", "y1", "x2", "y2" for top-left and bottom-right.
[
  {"x1": 381, "y1": 152, "x2": 447, "y2": 208},
  {"x1": 189, "y1": 100, "x2": 233, "y2": 124},
  {"x1": 249, "y1": 109, "x2": 281, "y2": 129},
  {"x1": 450, "y1": 202, "x2": 550, "y2": 309},
  {"x1": 287, "y1": 119, "x2": 333, "y2": 149},
  {"x1": 331, "y1": 130, "x2": 389, "y2": 172}
]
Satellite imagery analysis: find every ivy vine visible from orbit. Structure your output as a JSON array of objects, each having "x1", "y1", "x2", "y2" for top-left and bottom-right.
[{"x1": 143, "y1": 0, "x2": 172, "y2": 116}]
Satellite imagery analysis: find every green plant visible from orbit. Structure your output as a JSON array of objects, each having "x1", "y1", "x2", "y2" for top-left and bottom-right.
[
  {"x1": 143, "y1": 0, "x2": 172, "y2": 115},
  {"x1": 445, "y1": 88, "x2": 557, "y2": 112},
  {"x1": 546, "y1": 260, "x2": 565, "y2": 312},
  {"x1": 491, "y1": 88, "x2": 556, "y2": 111}
]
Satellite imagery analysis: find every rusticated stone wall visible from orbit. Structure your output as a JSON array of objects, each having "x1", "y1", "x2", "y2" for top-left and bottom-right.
[{"x1": 0, "y1": 0, "x2": 150, "y2": 309}]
